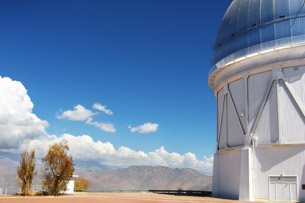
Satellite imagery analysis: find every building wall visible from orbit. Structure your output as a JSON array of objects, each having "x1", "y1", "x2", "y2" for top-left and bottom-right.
[
  {"x1": 214, "y1": 145, "x2": 305, "y2": 201},
  {"x1": 62, "y1": 180, "x2": 74, "y2": 194},
  {"x1": 216, "y1": 63, "x2": 305, "y2": 149},
  {"x1": 213, "y1": 149, "x2": 241, "y2": 199},
  {"x1": 213, "y1": 55, "x2": 305, "y2": 201},
  {"x1": 254, "y1": 145, "x2": 305, "y2": 201}
]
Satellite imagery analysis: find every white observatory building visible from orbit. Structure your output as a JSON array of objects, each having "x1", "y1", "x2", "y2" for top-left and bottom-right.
[{"x1": 209, "y1": 0, "x2": 305, "y2": 202}]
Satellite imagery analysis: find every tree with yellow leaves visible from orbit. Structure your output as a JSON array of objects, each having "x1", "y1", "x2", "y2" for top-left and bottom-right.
[
  {"x1": 74, "y1": 176, "x2": 90, "y2": 191},
  {"x1": 17, "y1": 149, "x2": 36, "y2": 196},
  {"x1": 41, "y1": 140, "x2": 74, "y2": 195}
]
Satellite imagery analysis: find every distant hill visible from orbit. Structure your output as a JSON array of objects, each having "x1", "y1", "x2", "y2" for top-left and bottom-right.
[
  {"x1": 0, "y1": 156, "x2": 20, "y2": 194},
  {"x1": 76, "y1": 165, "x2": 212, "y2": 191},
  {"x1": 0, "y1": 166, "x2": 18, "y2": 194}
]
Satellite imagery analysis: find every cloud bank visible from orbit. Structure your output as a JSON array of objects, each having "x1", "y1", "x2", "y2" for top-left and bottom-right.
[
  {"x1": 28, "y1": 133, "x2": 213, "y2": 174},
  {"x1": 0, "y1": 76, "x2": 213, "y2": 174}
]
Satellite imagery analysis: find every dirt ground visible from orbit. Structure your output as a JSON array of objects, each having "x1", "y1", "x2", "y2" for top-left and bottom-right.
[{"x1": 0, "y1": 192, "x2": 263, "y2": 203}]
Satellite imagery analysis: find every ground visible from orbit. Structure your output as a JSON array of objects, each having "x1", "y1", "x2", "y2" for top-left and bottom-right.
[{"x1": 0, "y1": 192, "x2": 266, "y2": 203}]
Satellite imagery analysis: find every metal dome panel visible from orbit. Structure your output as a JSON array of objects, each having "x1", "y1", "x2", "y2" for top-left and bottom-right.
[{"x1": 213, "y1": 0, "x2": 305, "y2": 65}]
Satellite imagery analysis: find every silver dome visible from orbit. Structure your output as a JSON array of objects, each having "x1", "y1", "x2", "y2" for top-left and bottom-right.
[{"x1": 213, "y1": 0, "x2": 305, "y2": 65}]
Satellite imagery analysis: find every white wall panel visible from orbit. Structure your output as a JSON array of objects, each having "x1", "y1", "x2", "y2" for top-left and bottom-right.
[
  {"x1": 280, "y1": 80, "x2": 305, "y2": 143},
  {"x1": 227, "y1": 97, "x2": 244, "y2": 147},
  {"x1": 291, "y1": 183, "x2": 297, "y2": 201},
  {"x1": 281, "y1": 66, "x2": 305, "y2": 144},
  {"x1": 255, "y1": 83, "x2": 278, "y2": 144},
  {"x1": 217, "y1": 88, "x2": 225, "y2": 149},
  {"x1": 283, "y1": 66, "x2": 305, "y2": 105},
  {"x1": 229, "y1": 79, "x2": 246, "y2": 131},
  {"x1": 248, "y1": 71, "x2": 272, "y2": 131},
  {"x1": 212, "y1": 153, "x2": 220, "y2": 197},
  {"x1": 270, "y1": 183, "x2": 276, "y2": 200},
  {"x1": 218, "y1": 150, "x2": 241, "y2": 199},
  {"x1": 218, "y1": 93, "x2": 227, "y2": 150}
]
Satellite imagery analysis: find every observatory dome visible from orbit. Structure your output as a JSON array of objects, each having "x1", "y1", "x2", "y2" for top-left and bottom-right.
[
  {"x1": 210, "y1": 0, "x2": 305, "y2": 201},
  {"x1": 213, "y1": 0, "x2": 305, "y2": 67}
]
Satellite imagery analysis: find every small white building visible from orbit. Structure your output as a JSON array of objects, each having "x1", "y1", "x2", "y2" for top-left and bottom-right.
[
  {"x1": 63, "y1": 175, "x2": 79, "y2": 194},
  {"x1": 33, "y1": 174, "x2": 79, "y2": 194},
  {"x1": 209, "y1": 0, "x2": 305, "y2": 202}
]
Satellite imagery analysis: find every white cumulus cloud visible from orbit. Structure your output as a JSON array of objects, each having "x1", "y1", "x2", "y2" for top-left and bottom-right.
[
  {"x1": 57, "y1": 103, "x2": 115, "y2": 133},
  {"x1": 93, "y1": 103, "x2": 113, "y2": 115},
  {"x1": 86, "y1": 118, "x2": 116, "y2": 133},
  {"x1": 128, "y1": 123, "x2": 159, "y2": 134},
  {"x1": 57, "y1": 105, "x2": 96, "y2": 121},
  {"x1": 0, "y1": 76, "x2": 49, "y2": 150}
]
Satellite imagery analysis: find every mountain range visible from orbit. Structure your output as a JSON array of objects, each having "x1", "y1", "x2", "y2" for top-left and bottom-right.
[
  {"x1": 0, "y1": 155, "x2": 211, "y2": 194},
  {"x1": 76, "y1": 165, "x2": 211, "y2": 191}
]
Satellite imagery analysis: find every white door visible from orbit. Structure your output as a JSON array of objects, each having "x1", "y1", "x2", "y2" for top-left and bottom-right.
[
  {"x1": 276, "y1": 183, "x2": 289, "y2": 201},
  {"x1": 269, "y1": 176, "x2": 297, "y2": 201}
]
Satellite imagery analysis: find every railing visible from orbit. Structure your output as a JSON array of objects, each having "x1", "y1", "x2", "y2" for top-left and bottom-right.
[
  {"x1": 86, "y1": 190, "x2": 149, "y2": 193},
  {"x1": 0, "y1": 188, "x2": 8, "y2": 195},
  {"x1": 149, "y1": 190, "x2": 212, "y2": 197},
  {"x1": 86, "y1": 189, "x2": 212, "y2": 197},
  {"x1": 32, "y1": 185, "x2": 43, "y2": 191}
]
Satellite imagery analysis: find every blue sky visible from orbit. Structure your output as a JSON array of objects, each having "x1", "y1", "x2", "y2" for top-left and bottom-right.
[{"x1": 0, "y1": 0, "x2": 232, "y2": 174}]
